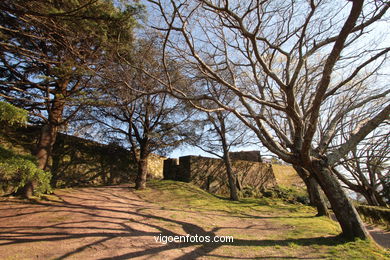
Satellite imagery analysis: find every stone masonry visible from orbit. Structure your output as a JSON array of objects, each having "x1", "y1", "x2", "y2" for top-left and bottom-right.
[{"x1": 163, "y1": 151, "x2": 279, "y2": 195}]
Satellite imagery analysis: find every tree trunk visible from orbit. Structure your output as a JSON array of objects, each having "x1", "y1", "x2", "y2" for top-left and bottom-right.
[
  {"x1": 363, "y1": 189, "x2": 388, "y2": 207},
  {"x1": 374, "y1": 191, "x2": 388, "y2": 207},
  {"x1": 294, "y1": 165, "x2": 329, "y2": 216},
  {"x1": 20, "y1": 124, "x2": 56, "y2": 197},
  {"x1": 223, "y1": 151, "x2": 239, "y2": 201},
  {"x1": 18, "y1": 182, "x2": 34, "y2": 198},
  {"x1": 50, "y1": 149, "x2": 60, "y2": 188},
  {"x1": 22, "y1": 95, "x2": 64, "y2": 198},
  {"x1": 135, "y1": 145, "x2": 149, "y2": 190},
  {"x1": 310, "y1": 160, "x2": 370, "y2": 240},
  {"x1": 36, "y1": 124, "x2": 58, "y2": 170},
  {"x1": 135, "y1": 158, "x2": 148, "y2": 190},
  {"x1": 218, "y1": 112, "x2": 239, "y2": 201},
  {"x1": 362, "y1": 190, "x2": 377, "y2": 206},
  {"x1": 22, "y1": 124, "x2": 58, "y2": 198},
  {"x1": 236, "y1": 175, "x2": 242, "y2": 191},
  {"x1": 307, "y1": 175, "x2": 329, "y2": 217}
]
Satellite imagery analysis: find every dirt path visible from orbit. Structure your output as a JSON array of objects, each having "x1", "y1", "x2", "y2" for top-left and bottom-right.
[
  {"x1": 1, "y1": 185, "x2": 180, "y2": 259},
  {"x1": 0, "y1": 185, "x2": 388, "y2": 259},
  {"x1": 329, "y1": 214, "x2": 390, "y2": 249},
  {"x1": 365, "y1": 224, "x2": 390, "y2": 249},
  {"x1": 1, "y1": 185, "x2": 270, "y2": 259}
]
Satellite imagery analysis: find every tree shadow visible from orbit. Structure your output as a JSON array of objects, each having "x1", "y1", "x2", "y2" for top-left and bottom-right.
[{"x1": 0, "y1": 185, "x2": 349, "y2": 259}]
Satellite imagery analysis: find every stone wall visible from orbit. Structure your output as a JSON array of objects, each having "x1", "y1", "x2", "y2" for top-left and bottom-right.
[
  {"x1": 229, "y1": 150, "x2": 262, "y2": 162},
  {"x1": 147, "y1": 153, "x2": 166, "y2": 179},
  {"x1": 164, "y1": 155, "x2": 276, "y2": 195},
  {"x1": 0, "y1": 126, "x2": 164, "y2": 188}
]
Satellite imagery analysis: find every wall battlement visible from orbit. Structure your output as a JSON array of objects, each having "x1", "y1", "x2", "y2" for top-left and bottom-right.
[
  {"x1": 163, "y1": 151, "x2": 304, "y2": 195},
  {"x1": 163, "y1": 153, "x2": 276, "y2": 195},
  {"x1": 229, "y1": 150, "x2": 262, "y2": 162}
]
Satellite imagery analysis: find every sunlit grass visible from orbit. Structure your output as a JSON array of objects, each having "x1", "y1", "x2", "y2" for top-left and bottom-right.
[{"x1": 135, "y1": 180, "x2": 389, "y2": 259}]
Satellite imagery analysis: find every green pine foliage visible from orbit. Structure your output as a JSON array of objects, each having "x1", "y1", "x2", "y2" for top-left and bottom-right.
[
  {"x1": 0, "y1": 0, "x2": 142, "y2": 126},
  {"x1": 0, "y1": 101, "x2": 28, "y2": 126},
  {"x1": 0, "y1": 145, "x2": 52, "y2": 196},
  {"x1": 0, "y1": 102, "x2": 51, "y2": 196}
]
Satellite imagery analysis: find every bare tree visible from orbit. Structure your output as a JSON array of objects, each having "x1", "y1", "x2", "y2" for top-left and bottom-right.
[
  {"x1": 333, "y1": 126, "x2": 389, "y2": 207},
  {"x1": 185, "y1": 108, "x2": 252, "y2": 200},
  {"x1": 145, "y1": 0, "x2": 390, "y2": 239},
  {"x1": 85, "y1": 35, "x2": 190, "y2": 189},
  {"x1": 92, "y1": 93, "x2": 188, "y2": 190}
]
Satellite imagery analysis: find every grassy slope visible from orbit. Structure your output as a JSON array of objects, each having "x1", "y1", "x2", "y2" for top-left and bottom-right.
[
  {"x1": 272, "y1": 164, "x2": 305, "y2": 188},
  {"x1": 136, "y1": 180, "x2": 389, "y2": 260}
]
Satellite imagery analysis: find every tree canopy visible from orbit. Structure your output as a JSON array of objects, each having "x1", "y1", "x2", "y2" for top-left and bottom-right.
[
  {"x1": 145, "y1": 0, "x2": 390, "y2": 239},
  {"x1": 0, "y1": 0, "x2": 141, "y2": 194}
]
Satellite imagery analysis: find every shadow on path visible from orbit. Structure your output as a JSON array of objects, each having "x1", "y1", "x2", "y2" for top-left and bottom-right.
[{"x1": 0, "y1": 185, "x2": 355, "y2": 259}]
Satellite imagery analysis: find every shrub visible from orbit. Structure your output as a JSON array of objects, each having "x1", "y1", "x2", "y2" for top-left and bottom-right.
[
  {"x1": 0, "y1": 145, "x2": 52, "y2": 196},
  {"x1": 260, "y1": 185, "x2": 309, "y2": 205},
  {"x1": 240, "y1": 185, "x2": 309, "y2": 205},
  {"x1": 241, "y1": 186, "x2": 262, "y2": 198}
]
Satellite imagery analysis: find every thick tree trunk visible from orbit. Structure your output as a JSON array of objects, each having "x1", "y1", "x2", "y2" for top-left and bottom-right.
[
  {"x1": 135, "y1": 146, "x2": 148, "y2": 190},
  {"x1": 223, "y1": 151, "x2": 239, "y2": 201},
  {"x1": 21, "y1": 124, "x2": 58, "y2": 198},
  {"x1": 36, "y1": 124, "x2": 58, "y2": 170},
  {"x1": 50, "y1": 150, "x2": 60, "y2": 188},
  {"x1": 294, "y1": 166, "x2": 329, "y2": 216},
  {"x1": 362, "y1": 190, "x2": 377, "y2": 206},
  {"x1": 135, "y1": 158, "x2": 148, "y2": 190},
  {"x1": 23, "y1": 124, "x2": 59, "y2": 198},
  {"x1": 310, "y1": 160, "x2": 370, "y2": 240},
  {"x1": 236, "y1": 175, "x2": 242, "y2": 191},
  {"x1": 18, "y1": 182, "x2": 34, "y2": 198},
  {"x1": 22, "y1": 95, "x2": 64, "y2": 198}
]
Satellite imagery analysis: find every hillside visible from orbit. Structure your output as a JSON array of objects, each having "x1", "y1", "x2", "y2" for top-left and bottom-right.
[
  {"x1": 272, "y1": 164, "x2": 305, "y2": 188},
  {"x1": 0, "y1": 181, "x2": 388, "y2": 259}
]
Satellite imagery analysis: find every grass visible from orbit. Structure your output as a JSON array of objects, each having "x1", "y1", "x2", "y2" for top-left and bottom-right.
[
  {"x1": 135, "y1": 180, "x2": 389, "y2": 259},
  {"x1": 272, "y1": 164, "x2": 304, "y2": 188}
]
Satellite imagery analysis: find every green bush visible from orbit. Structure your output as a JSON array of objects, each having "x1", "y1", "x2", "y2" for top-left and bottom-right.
[
  {"x1": 260, "y1": 185, "x2": 310, "y2": 205},
  {"x1": 0, "y1": 101, "x2": 28, "y2": 126},
  {"x1": 355, "y1": 204, "x2": 390, "y2": 228},
  {"x1": 0, "y1": 145, "x2": 52, "y2": 196},
  {"x1": 240, "y1": 185, "x2": 309, "y2": 205},
  {"x1": 241, "y1": 186, "x2": 262, "y2": 198}
]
